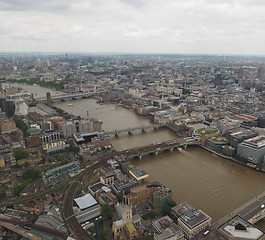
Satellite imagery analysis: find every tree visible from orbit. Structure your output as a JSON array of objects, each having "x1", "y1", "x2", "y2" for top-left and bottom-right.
[
  {"x1": 24, "y1": 162, "x2": 30, "y2": 168},
  {"x1": 14, "y1": 150, "x2": 29, "y2": 160},
  {"x1": 162, "y1": 205, "x2": 172, "y2": 216},
  {"x1": 167, "y1": 200, "x2": 176, "y2": 207},
  {"x1": 100, "y1": 204, "x2": 113, "y2": 220},
  {"x1": 117, "y1": 193, "x2": 123, "y2": 203},
  {"x1": 141, "y1": 235, "x2": 154, "y2": 240},
  {"x1": 142, "y1": 210, "x2": 157, "y2": 220},
  {"x1": 0, "y1": 186, "x2": 7, "y2": 199},
  {"x1": 13, "y1": 117, "x2": 29, "y2": 136},
  {"x1": 22, "y1": 169, "x2": 41, "y2": 181},
  {"x1": 98, "y1": 228, "x2": 108, "y2": 240},
  {"x1": 29, "y1": 102, "x2": 37, "y2": 107}
]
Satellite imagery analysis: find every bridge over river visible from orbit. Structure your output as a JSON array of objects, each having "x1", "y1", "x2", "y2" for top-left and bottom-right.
[
  {"x1": 106, "y1": 124, "x2": 164, "y2": 136},
  {"x1": 118, "y1": 137, "x2": 200, "y2": 159},
  {"x1": 203, "y1": 190, "x2": 265, "y2": 239},
  {"x1": 36, "y1": 92, "x2": 96, "y2": 102}
]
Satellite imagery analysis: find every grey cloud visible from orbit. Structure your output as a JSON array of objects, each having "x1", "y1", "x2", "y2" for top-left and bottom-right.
[
  {"x1": 0, "y1": 0, "x2": 70, "y2": 12},
  {"x1": 0, "y1": 0, "x2": 265, "y2": 54}
]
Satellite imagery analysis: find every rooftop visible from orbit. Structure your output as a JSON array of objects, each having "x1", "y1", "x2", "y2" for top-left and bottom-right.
[
  {"x1": 74, "y1": 193, "x2": 97, "y2": 210},
  {"x1": 243, "y1": 135, "x2": 265, "y2": 148},
  {"x1": 171, "y1": 201, "x2": 211, "y2": 230},
  {"x1": 233, "y1": 114, "x2": 259, "y2": 122},
  {"x1": 129, "y1": 168, "x2": 148, "y2": 180},
  {"x1": 218, "y1": 216, "x2": 264, "y2": 239}
]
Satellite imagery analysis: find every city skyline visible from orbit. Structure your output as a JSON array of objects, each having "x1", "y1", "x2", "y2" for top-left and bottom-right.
[{"x1": 1, "y1": 0, "x2": 265, "y2": 55}]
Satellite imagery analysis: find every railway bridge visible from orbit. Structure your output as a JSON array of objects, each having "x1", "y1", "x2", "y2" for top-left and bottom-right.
[{"x1": 106, "y1": 124, "x2": 164, "y2": 136}]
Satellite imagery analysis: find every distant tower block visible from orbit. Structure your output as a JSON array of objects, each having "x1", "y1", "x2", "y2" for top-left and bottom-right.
[
  {"x1": 257, "y1": 67, "x2": 264, "y2": 81},
  {"x1": 46, "y1": 92, "x2": 52, "y2": 107},
  {"x1": 238, "y1": 68, "x2": 243, "y2": 79}
]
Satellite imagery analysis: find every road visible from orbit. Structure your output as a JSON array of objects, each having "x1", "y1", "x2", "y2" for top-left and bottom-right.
[{"x1": 200, "y1": 190, "x2": 265, "y2": 239}]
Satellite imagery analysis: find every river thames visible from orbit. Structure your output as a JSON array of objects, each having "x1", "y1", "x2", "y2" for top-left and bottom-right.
[{"x1": 4, "y1": 82, "x2": 265, "y2": 227}]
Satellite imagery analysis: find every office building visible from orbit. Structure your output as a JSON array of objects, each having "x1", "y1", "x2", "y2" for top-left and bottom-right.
[
  {"x1": 152, "y1": 216, "x2": 184, "y2": 240},
  {"x1": 61, "y1": 118, "x2": 102, "y2": 138},
  {"x1": 238, "y1": 135, "x2": 265, "y2": 164},
  {"x1": 226, "y1": 128, "x2": 258, "y2": 148},
  {"x1": 171, "y1": 202, "x2": 211, "y2": 239}
]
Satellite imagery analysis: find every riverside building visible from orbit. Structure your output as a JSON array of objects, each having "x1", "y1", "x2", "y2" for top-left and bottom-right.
[{"x1": 238, "y1": 135, "x2": 265, "y2": 165}]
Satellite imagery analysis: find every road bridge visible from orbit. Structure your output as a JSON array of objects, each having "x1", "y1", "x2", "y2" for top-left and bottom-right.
[
  {"x1": 203, "y1": 190, "x2": 265, "y2": 239},
  {"x1": 239, "y1": 195, "x2": 265, "y2": 224},
  {"x1": 120, "y1": 137, "x2": 200, "y2": 159},
  {"x1": 106, "y1": 124, "x2": 164, "y2": 136}
]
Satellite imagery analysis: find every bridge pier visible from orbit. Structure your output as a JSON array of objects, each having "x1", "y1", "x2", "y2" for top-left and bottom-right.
[
  {"x1": 170, "y1": 147, "x2": 174, "y2": 152},
  {"x1": 139, "y1": 155, "x2": 142, "y2": 160}
]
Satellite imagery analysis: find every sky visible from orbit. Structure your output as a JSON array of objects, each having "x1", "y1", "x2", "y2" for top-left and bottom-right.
[{"x1": 1, "y1": 0, "x2": 265, "y2": 55}]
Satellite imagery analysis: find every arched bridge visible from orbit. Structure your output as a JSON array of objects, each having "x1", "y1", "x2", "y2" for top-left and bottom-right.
[
  {"x1": 119, "y1": 138, "x2": 200, "y2": 159},
  {"x1": 106, "y1": 124, "x2": 165, "y2": 136}
]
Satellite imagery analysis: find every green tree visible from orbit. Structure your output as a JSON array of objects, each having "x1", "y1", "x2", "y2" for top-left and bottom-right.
[
  {"x1": 162, "y1": 205, "x2": 172, "y2": 216},
  {"x1": 142, "y1": 210, "x2": 157, "y2": 220},
  {"x1": 13, "y1": 117, "x2": 29, "y2": 137},
  {"x1": 22, "y1": 169, "x2": 41, "y2": 181},
  {"x1": 23, "y1": 162, "x2": 30, "y2": 168},
  {"x1": 100, "y1": 204, "x2": 113, "y2": 220},
  {"x1": 0, "y1": 186, "x2": 7, "y2": 199},
  {"x1": 117, "y1": 193, "x2": 123, "y2": 203},
  {"x1": 98, "y1": 228, "x2": 108, "y2": 240},
  {"x1": 29, "y1": 102, "x2": 37, "y2": 107},
  {"x1": 167, "y1": 200, "x2": 176, "y2": 207},
  {"x1": 14, "y1": 150, "x2": 29, "y2": 160},
  {"x1": 141, "y1": 235, "x2": 154, "y2": 240}
]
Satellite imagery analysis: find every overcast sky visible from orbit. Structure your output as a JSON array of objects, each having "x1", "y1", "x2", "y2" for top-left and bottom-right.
[{"x1": 1, "y1": 0, "x2": 265, "y2": 55}]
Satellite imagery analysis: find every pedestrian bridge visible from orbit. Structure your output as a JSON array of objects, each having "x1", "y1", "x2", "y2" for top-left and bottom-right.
[{"x1": 36, "y1": 92, "x2": 96, "y2": 102}]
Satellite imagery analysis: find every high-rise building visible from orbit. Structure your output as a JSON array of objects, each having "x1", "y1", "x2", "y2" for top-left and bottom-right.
[
  {"x1": 238, "y1": 68, "x2": 244, "y2": 79},
  {"x1": 46, "y1": 92, "x2": 52, "y2": 107},
  {"x1": 257, "y1": 67, "x2": 264, "y2": 81}
]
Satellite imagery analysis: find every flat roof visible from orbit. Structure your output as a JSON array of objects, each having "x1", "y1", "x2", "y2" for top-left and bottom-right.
[
  {"x1": 233, "y1": 114, "x2": 258, "y2": 122},
  {"x1": 172, "y1": 202, "x2": 211, "y2": 230},
  {"x1": 218, "y1": 216, "x2": 264, "y2": 239},
  {"x1": 129, "y1": 168, "x2": 148, "y2": 180},
  {"x1": 243, "y1": 135, "x2": 265, "y2": 148},
  {"x1": 74, "y1": 194, "x2": 97, "y2": 210}
]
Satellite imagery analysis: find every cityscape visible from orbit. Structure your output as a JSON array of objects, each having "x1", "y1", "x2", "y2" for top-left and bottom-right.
[
  {"x1": 1, "y1": 0, "x2": 265, "y2": 240},
  {"x1": 0, "y1": 54, "x2": 264, "y2": 240}
]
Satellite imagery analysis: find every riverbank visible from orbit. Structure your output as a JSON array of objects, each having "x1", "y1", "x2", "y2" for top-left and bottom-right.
[{"x1": 200, "y1": 145, "x2": 265, "y2": 174}]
